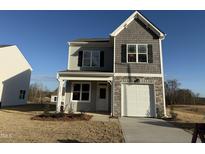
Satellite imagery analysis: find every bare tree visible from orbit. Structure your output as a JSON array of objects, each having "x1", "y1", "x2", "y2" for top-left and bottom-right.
[
  {"x1": 28, "y1": 82, "x2": 51, "y2": 103},
  {"x1": 165, "y1": 79, "x2": 181, "y2": 105},
  {"x1": 165, "y1": 79, "x2": 201, "y2": 105}
]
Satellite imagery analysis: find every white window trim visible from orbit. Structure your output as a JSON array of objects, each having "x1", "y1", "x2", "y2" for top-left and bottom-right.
[
  {"x1": 82, "y1": 50, "x2": 100, "y2": 68},
  {"x1": 126, "y1": 44, "x2": 148, "y2": 64},
  {"x1": 126, "y1": 44, "x2": 137, "y2": 64},
  {"x1": 70, "y1": 82, "x2": 91, "y2": 103}
]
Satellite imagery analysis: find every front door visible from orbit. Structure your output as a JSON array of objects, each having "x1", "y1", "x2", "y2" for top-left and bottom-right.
[{"x1": 96, "y1": 84, "x2": 108, "y2": 111}]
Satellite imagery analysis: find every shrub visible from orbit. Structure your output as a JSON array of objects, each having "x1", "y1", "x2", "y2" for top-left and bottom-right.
[{"x1": 43, "y1": 104, "x2": 50, "y2": 114}]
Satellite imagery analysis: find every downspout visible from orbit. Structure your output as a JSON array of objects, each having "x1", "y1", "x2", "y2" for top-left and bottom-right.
[
  {"x1": 67, "y1": 42, "x2": 71, "y2": 69},
  {"x1": 112, "y1": 36, "x2": 116, "y2": 116},
  {"x1": 159, "y1": 38, "x2": 167, "y2": 117}
]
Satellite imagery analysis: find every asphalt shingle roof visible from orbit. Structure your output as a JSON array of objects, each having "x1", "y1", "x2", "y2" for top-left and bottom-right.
[{"x1": 70, "y1": 38, "x2": 110, "y2": 43}]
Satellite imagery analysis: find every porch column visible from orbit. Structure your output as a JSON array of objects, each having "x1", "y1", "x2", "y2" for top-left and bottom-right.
[
  {"x1": 110, "y1": 81, "x2": 113, "y2": 116},
  {"x1": 56, "y1": 79, "x2": 65, "y2": 113},
  {"x1": 108, "y1": 79, "x2": 114, "y2": 116}
]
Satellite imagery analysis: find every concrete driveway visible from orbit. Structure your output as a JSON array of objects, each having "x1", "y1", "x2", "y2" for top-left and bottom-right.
[{"x1": 119, "y1": 117, "x2": 193, "y2": 143}]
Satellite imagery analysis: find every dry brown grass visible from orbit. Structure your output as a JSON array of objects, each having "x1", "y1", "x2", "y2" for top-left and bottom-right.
[
  {"x1": 166, "y1": 105, "x2": 205, "y2": 132},
  {"x1": 167, "y1": 105, "x2": 205, "y2": 123},
  {"x1": 0, "y1": 104, "x2": 123, "y2": 143}
]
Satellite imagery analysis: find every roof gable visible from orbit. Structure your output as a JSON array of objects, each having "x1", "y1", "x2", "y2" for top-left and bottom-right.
[
  {"x1": 0, "y1": 45, "x2": 32, "y2": 81},
  {"x1": 110, "y1": 11, "x2": 165, "y2": 39}
]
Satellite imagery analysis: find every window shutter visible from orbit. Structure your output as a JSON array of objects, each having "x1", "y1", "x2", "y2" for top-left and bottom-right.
[
  {"x1": 148, "y1": 44, "x2": 153, "y2": 63},
  {"x1": 100, "y1": 51, "x2": 104, "y2": 67},
  {"x1": 121, "y1": 44, "x2": 127, "y2": 63},
  {"x1": 78, "y1": 51, "x2": 83, "y2": 66}
]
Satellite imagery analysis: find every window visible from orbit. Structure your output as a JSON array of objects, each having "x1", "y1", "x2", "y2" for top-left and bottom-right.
[
  {"x1": 138, "y1": 45, "x2": 148, "y2": 63},
  {"x1": 72, "y1": 84, "x2": 81, "y2": 100},
  {"x1": 54, "y1": 96, "x2": 58, "y2": 102},
  {"x1": 83, "y1": 51, "x2": 100, "y2": 67},
  {"x1": 72, "y1": 83, "x2": 90, "y2": 102},
  {"x1": 92, "y1": 51, "x2": 100, "y2": 67},
  {"x1": 127, "y1": 44, "x2": 148, "y2": 63},
  {"x1": 19, "y1": 90, "x2": 26, "y2": 100},
  {"x1": 127, "y1": 45, "x2": 136, "y2": 62},
  {"x1": 99, "y1": 88, "x2": 106, "y2": 99}
]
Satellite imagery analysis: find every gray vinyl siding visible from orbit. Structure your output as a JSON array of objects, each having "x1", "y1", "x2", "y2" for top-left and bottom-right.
[
  {"x1": 64, "y1": 81, "x2": 111, "y2": 112},
  {"x1": 68, "y1": 43, "x2": 113, "y2": 72},
  {"x1": 115, "y1": 18, "x2": 161, "y2": 74}
]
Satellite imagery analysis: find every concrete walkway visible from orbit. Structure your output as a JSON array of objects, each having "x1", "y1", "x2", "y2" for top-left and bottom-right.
[{"x1": 119, "y1": 117, "x2": 193, "y2": 143}]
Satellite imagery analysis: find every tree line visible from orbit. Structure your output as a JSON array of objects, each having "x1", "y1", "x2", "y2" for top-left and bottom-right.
[
  {"x1": 165, "y1": 79, "x2": 202, "y2": 105},
  {"x1": 28, "y1": 83, "x2": 53, "y2": 103}
]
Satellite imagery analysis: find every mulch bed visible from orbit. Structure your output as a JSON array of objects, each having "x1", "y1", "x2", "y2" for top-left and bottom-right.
[{"x1": 31, "y1": 113, "x2": 93, "y2": 121}]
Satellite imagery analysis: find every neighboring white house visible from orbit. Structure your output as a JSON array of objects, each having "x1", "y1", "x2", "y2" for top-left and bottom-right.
[
  {"x1": 0, "y1": 45, "x2": 32, "y2": 107},
  {"x1": 50, "y1": 95, "x2": 65, "y2": 103},
  {"x1": 51, "y1": 95, "x2": 58, "y2": 103}
]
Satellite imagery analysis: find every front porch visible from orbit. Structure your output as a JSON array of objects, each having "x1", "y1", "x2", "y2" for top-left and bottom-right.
[{"x1": 56, "y1": 71, "x2": 114, "y2": 115}]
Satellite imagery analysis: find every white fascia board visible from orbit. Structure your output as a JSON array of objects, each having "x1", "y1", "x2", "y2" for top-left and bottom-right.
[
  {"x1": 59, "y1": 71, "x2": 114, "y2": 76},
  {"x1": 3, "y1": 45, "x2": 32, "y2": 71},
  {"x1": 58, "y1": 76, "x2": 113, "y2": 81},
  {"x1": 110, "y1": 11, "x2": 137, "y2": 37},
  {"x1": 68, "y1": 44, "x2": 70, "y2": 70},
  {"x1": 114, "y1": 73, "x2": 162, "y2": 77},
  {"x1": 137, "y1": 11, "x2": 165, "y2": 38},
  {"x1": 14, "y1": 45, "x2": 33, "y2": 71},
  {"x1": 110, "y1": 11, "x2": 165, "y2": 38},
  {"x1": 68, "y1": 42, "x2": 88, "y2": 45},
  {"x1": 113, "y1": 36, "x2": 116, "y2": 73}
]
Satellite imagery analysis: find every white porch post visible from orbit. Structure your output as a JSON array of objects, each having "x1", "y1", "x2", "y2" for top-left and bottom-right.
[
  {"x1": 56, "y1": 79, "x2": 65, "y2": 113},
  {"x1": 111, "y1": 81, "x2": 114, "y2": 116},
  {"x1": 107, "y1": 78, "x2": 114, "y2": 116}
]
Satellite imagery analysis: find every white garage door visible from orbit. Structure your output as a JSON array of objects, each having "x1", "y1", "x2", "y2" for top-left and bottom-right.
[{"x1": 122, "y1": 84, "x2": 155, "y2": 117}]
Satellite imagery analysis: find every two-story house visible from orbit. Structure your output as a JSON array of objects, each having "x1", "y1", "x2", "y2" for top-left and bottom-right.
[
  {"x1": 0, "y1": 45, "x2": 32, "y2": 107},
  {"x1": 56, "y1": 11, "x2": 166, "y2": 117}
]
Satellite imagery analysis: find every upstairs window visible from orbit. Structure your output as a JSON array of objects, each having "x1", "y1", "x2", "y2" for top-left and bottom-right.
[
  {"x1": 83, "y1": 51, "x2": 91, "y2": 67},
  {"x1": 19, "y1": 90, "x2": 26, "y2": 100},
  {"x1": 83, "y1": 51, "x2": 100, "y2": 67},
  {"x1": 127, "y1": 45, "x2": 136, "y2": 62},
  {"x1": 138, "y1": 45, "x2": 148, "y2": 63},
  {"x1": 127, "y1": 44, "x2": 148, "y2": 63}
]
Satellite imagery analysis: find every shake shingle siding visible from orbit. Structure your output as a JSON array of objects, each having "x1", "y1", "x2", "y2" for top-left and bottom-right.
[{"x1": 115, "y1": 18, "x2": 161, "y2": 74}]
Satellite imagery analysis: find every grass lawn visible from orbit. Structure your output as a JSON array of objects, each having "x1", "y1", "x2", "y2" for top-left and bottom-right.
[
  {"x1": 0, "y1": 104, "x2": 123, "y2": 143},
  {"x1": 166, "y1": 105, "x2": 205, "y2": 133}
]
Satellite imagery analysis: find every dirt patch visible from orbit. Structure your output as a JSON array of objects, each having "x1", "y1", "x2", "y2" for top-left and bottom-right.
[
  {"x1": 0, "y1": 104, "x2": 123, "y2": 143},
  {"x1": 31, "y1": 113, "x2": 93, "y2": 121}
]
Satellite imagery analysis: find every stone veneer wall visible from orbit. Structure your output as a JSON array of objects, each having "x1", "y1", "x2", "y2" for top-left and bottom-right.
[{"x1": 113, "y1": 76, "x2": 165, "y2": 117}]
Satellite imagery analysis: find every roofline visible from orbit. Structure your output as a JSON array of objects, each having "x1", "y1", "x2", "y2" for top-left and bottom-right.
[
  {"x1": 68, "y1": 42, "x2": 89, "y2": 45},
  {"x1": 110, "y1": 11, "x2": 165, "y2": 39},
  {"x1": 67, "y1": 41, "x2": 111, "y2": 46},
  {"x1": 0, "y1": 45, "x2": 14, "y2": 48},
  {"x1": 14, "y1": 45, "x2": 33, "y2": 71},
  {"x1": 0, "y1": 45, "x2": 32, "y2": 71},
  {"x1": 58, "y1": 71, "x2": 114, "y2": 77}
]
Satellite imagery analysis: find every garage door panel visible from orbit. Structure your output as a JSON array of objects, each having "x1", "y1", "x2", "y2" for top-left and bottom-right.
[{"x1": 122, "y1": 84, "x2": 155, "y2": 117}]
